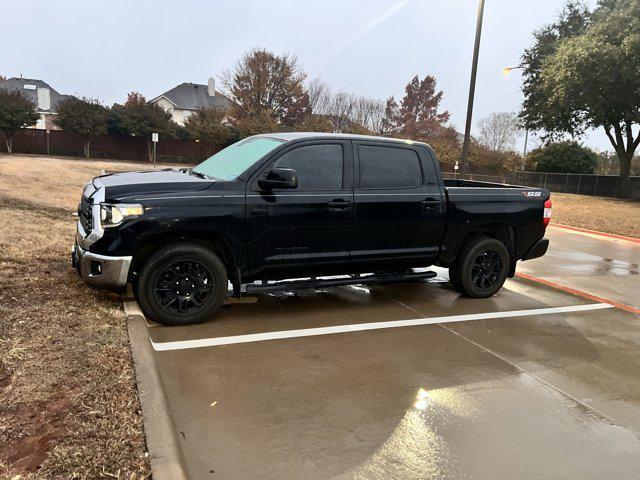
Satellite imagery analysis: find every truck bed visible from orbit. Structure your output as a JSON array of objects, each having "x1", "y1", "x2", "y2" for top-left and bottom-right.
[
  {"x1": 443, "y1": 178, "x2": 528, "y2": 189},
  {"x1": 438, "y1": 178, "x2": 550, "y2": 266}
]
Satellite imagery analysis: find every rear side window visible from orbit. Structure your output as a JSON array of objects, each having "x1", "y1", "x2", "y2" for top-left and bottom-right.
[
  {"x1": 274, "y1": 144, "x2": 343, "y2": 190},
  {"x1": 358, "y1": 145, "x2": 422, "y2": 189}
]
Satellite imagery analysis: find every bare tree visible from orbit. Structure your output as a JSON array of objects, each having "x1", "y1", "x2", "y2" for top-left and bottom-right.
[
  {"x1": 477, "y1": 112, "x2": 521, "y2": 152},
  {"x1": 352, "y1": 96, "x2": 388, "y2": 134},
  {"x1": 306, "y1": 78, "x2": 388, "y2": 134},
  {"x1": 327, "y1": 92, "x2": 355, "y2": 132},
  {"x1": 307, "y1": 78, "x2": 332, "y2": 115}
]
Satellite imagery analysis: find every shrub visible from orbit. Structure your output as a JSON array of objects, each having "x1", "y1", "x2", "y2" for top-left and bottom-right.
[
  {"x1": 183, "y1": 107, "x2": 231, "y2": 145},
  {"x1": 0, "y1": 89, "x2": 40, "y2": 153},
  {"x1": 55, "y1": 98, "x2": 108, "y2": 157},
  {"x1": 525, "y1": 141, "x2": 597, "y2": 173}
]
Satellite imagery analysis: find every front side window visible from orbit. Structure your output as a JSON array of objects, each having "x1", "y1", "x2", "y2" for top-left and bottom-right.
[
  {"x1": 273, "y1": 144, "x2": 344, "y2": 190},
  {"x1": 192, "y1": 137, "x2": 284, "y2": 180},
  {"x1": 358, "y1": 145, "x2": 422, "y2": 189}
]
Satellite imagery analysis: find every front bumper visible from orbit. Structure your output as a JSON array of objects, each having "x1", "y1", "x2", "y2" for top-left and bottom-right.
[{"x1": 71, "y1": 242, "x2": 132, "y2": 288}]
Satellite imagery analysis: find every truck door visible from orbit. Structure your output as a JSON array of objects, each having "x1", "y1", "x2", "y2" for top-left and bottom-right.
[
  {"x1": 245, "y1": 140, "x2": 354, "y2": 278},
  {"x1": 351, "y1": 142, "x2": 445, "y2": 271}
]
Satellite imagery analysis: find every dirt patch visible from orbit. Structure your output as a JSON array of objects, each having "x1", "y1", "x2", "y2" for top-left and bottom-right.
[
  {"x1": 0, "y1": 361, "x2": 10, "y2": 390},
  {"x1": 0, "y1": 391, "x2": 70, "y2": 472}
]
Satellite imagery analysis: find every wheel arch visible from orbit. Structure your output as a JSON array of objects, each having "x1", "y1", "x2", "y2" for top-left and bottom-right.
[
  {"x1": 444, "y1": 223, "x2": 518, "y2": 276},
  {"x1": 130, "y1": 232, "x2": 238, "y2": 281}
]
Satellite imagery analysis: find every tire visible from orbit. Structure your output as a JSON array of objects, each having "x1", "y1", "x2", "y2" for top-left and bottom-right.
[
  {"x1": 450, "y1": 236, "x2": 509, "y2": 298},
  {"x1": 136, "y1": 243, "x2": 228, "y2": 326}
]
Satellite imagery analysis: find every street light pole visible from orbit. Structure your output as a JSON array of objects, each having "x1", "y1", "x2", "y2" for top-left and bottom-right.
[
  {"x1": 503, "y1": 64, "x2": 527, "y2": 168},
  {"x1": 459, "y1": 0, "x2": 486, "y2": 179}
]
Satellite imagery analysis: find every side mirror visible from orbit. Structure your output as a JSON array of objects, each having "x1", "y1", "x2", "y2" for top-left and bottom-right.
[{"x1": 258, "y1": 168, "x2": 298, "y2": 191}]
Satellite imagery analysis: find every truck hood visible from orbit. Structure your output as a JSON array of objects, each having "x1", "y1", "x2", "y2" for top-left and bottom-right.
[{"x1": 94, "y1": 169, "x2": 214, "y2": 201}]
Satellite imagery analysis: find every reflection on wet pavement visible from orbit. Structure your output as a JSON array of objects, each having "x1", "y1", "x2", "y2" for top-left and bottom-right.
[
  {"x1": 340, "y1": 373, "x2": 640, "y2": 480},
  {"x1": 544, "y1": 246, "x2": 640, "y2": 276},
  {"x1": 346, "y1": 407, "x2": 458, "y2": 480}
]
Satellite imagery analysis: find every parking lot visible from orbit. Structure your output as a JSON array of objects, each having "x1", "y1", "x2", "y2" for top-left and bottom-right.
[{"x1": 138, "y1": 226, "x2": 640, "y2": 479}]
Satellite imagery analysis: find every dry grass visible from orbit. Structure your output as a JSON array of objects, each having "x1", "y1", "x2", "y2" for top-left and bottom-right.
[
  {"x1": 551, "y1": 192, "x2": 640, "y2": 238},
  {"x1": 0, "y1": 154, "x2": 184, "y2": 211},
  {"x1": 0, "y1": 155, "x2": 156, "y2": 478}
]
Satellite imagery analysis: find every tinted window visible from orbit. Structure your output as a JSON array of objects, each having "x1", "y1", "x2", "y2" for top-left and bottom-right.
[
  {"x1": 358, "y1": 145, "x2": 422, "y2": 189},
  {"x1": 274, "y1": 144, "x2": 343, "y2": 190}
]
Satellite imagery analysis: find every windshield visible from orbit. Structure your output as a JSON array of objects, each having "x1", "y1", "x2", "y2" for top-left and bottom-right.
[{"x1": 192, "y1": 137, "x2": 285, "y2": 180}]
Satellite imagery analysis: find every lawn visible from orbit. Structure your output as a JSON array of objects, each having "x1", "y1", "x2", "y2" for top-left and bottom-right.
[
  {"x1": 551, "y1": 192, "x2": 640, "y2": 238},
  {"x1": 0, "y1": 155, "x2": 164, "y2": 478}
]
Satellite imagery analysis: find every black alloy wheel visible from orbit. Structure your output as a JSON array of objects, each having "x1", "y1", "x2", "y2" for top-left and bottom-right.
[
  {"x1": 470, "y1": 249, "x2": 503, "y2": 291},
  {"x1": 136, "y1": 243, "x2": 228, "y2": 326},
  {"x1": 153, "y1": 259, "x2": 214, "y2": 316},
  {"x1": 448, "y1": 236, "x2": 509, "y2": 298}
]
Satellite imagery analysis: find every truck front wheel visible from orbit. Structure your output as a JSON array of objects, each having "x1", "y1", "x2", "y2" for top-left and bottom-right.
[
  {"x1": 449, "y1": 236, "x2": 509, "y2": 298},
  {"x1": 136, "y1": 243, "x2": 228, "y2": 326}
]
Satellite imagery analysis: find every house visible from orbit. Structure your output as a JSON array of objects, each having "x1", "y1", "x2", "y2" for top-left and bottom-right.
[
  {"x1": 149, "y1": 78, "x2": 232, "y2": 125},
  {"x1": 0, "y1": 77, "x2": 75, "y2": 130}
]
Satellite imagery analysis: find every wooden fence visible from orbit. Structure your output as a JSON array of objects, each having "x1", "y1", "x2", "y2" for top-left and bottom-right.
[{"x1": 0, "y1": 129, "x2": 222, "y2": 163}]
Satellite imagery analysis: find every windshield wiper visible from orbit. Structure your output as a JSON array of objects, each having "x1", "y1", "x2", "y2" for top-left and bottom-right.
[{"x1": 188, "y1": 169, "x2": 212, "y2": 180}]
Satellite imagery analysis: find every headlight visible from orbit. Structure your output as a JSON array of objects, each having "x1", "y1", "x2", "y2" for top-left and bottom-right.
[{"x1": 100, "y1": 203, "x2": 144, "y2": 227}]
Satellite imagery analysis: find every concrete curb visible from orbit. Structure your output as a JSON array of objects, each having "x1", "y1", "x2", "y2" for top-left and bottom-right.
[
  {"x1": 550, "y1": 223, "x2": 640, "y2": 244},
  {"x1": 515, "y1": 272, "x2": 640, "y2": 315},
  {"x1": 124, "y1": 295, "x2": 189, "y2": 480}
]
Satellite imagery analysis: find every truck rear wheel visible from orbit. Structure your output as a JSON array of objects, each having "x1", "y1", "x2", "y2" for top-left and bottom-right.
[
  {"x1": 450, "y1": 236, "x2": 509, "y2": 298},
  {"x1": 136, "y1": 243, "x2": 228, "y2": 326}
]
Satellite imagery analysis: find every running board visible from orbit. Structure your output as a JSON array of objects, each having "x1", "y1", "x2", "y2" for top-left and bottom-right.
[{"x1": 244, "y1": 271, "x2": 437, "y2": 294}]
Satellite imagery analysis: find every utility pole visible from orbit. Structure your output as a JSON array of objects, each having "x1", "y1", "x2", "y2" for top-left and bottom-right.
[
  {"x1": 459, "y1": 0, "x2": 486, "y2": 179},
  {"x1": 502, "y1": 65, "x2": 527, "y2": 169},
  {"x1": 522, "y1": 128, "x2": 529, "y2": 169}
]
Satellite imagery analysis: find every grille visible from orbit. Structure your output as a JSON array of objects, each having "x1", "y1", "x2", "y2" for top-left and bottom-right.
[{"x1": 79, "y1": 196, "x2": 93, "y2": 233}]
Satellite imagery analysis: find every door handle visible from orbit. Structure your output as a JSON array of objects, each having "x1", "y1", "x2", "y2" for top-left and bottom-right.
[
  {"x1": 421, "y1": 197, "x2": 441, "y2": 210},
  {"x1": 327, "y1": 199, "x2": 352, "y2": 210}
]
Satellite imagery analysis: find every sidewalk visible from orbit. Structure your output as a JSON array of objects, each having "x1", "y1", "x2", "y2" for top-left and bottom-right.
[{"x1": 518, "y1": 225, "x2": 640, "y2": 311}]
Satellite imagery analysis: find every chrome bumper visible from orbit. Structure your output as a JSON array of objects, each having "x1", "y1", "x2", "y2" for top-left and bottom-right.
[{"x1": 72, "y1": 242, "x2": 132, "y2": 288}]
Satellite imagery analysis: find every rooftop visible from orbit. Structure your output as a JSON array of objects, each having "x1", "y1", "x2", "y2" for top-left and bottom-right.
[
  {"x1": 0, "y1": 77, "x2": 75, "y2": 112},
  {"x1": 150, "y1": 82, "x2": 232, "y2": 111}
]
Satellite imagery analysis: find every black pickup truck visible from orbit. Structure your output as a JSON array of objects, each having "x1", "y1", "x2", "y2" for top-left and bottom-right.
[{"x1": 72, "y1": 132, "x2": 551, "y2": 325}]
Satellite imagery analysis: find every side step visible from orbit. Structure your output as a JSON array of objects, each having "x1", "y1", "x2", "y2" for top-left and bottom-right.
[{"x1": 244, "y1": 271, "x2": 437, "y2": 294}]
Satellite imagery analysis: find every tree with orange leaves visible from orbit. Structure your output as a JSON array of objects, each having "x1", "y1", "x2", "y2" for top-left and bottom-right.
[{"x1": 383, "y1": 75, "x2": 451, "y2": 141}]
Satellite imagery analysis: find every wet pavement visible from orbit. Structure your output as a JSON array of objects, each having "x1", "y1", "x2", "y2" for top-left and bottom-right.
[
  {"x1": 142, "y1": 226, "x2": 640, "y2": 479},
  {"x1": 519, "y1": 226, "x2": 640, "y2": 310}
]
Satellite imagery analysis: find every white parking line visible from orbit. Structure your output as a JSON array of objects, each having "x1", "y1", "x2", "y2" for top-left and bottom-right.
[{"x1": 150, "y1": 303, "x2": 612, "y2": 352}]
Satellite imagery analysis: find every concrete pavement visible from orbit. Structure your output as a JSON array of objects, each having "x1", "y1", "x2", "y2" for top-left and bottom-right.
[
  {"x1": 130, "y1": 226, "x2": 640, "y2": 479},
  {"x1": 520, "y1": 225, "x2": 640, "y2": 310}
]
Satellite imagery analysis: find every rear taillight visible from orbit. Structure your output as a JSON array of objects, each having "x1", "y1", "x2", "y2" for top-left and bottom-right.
[{"x1": 543, "y1": 198, "x2": 552, "y2": 226}]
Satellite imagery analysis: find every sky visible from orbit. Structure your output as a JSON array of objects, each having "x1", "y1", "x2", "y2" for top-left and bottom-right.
[{"x1": 1, "y1": 0, "x2": 610, "y2": 152}]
